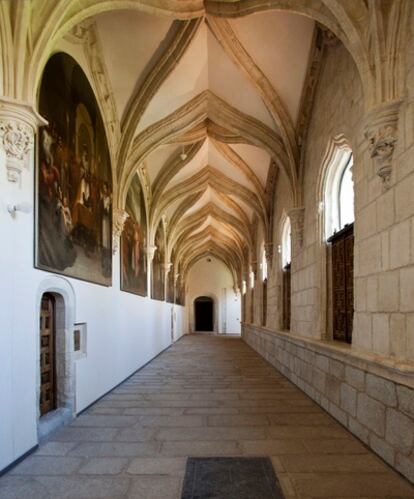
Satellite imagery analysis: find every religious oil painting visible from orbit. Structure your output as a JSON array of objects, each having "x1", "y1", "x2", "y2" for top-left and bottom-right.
[
  {"x1": 36, "y1": 53, "x2": 112, "y2": 285},
  {"x1": 152, "y1": 221, "x2": 165, "y2": 301},
  {"x1": 121, "y1": 175, "x2": 148, "y2": 296}
]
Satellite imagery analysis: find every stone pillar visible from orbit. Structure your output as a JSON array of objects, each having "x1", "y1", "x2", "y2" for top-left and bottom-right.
[
  {"x1": 112, "y1": 208, "x2": 129, "y2": 255},
  {"x1": 0, "y1": 97, "x2": 47, "y2": 185},
  {"x1": 288, "y1": 207, "x2": 305, "y2": 256},
  {"x1": 146, "y1": 245, "x2": 157, "y2": 297},
  {"x1": 364, "y1": 99, "x2": 402, "y2": 189},
  {"x1": 164, "y1": 262, "x2": 173, "y2": 299}
]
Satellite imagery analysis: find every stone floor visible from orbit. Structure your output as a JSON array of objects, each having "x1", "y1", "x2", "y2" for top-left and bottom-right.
[{"x1": 1, "y1": 335, "x2": 413, "y2": 499}]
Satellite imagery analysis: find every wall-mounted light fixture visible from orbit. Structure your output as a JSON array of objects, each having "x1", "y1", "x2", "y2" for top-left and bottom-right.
[{"x1": 7, "y1": 202, "x2": 32, "y2": 215}]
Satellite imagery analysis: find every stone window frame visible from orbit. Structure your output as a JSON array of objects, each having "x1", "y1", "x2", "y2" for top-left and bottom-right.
[
  {"x1": 281, "y1": 216, "x2": 291, "y2": 268},
  {"x1": 322, "y1": 137, "x2": 354, "y2": 240}
]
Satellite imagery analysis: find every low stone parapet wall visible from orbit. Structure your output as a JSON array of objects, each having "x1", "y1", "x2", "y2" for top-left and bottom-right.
[{"x1": 242, "y1": 324, "x2": 414, "y2": 483}]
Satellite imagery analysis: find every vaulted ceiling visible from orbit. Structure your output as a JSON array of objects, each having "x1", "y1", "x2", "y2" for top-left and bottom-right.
[{"x1": 66, "y1": 8, "x2": 316, "y2": 286}]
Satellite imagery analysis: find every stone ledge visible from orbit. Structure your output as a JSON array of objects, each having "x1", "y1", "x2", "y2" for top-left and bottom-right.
[{"x1": 241, "y1": 323, "x2": 414, "y2": 389}]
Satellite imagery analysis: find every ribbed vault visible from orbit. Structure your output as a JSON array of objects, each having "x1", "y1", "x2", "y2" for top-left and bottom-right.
[{"x1": 24, "y1": 0, "x2": 394, "y2": 296}]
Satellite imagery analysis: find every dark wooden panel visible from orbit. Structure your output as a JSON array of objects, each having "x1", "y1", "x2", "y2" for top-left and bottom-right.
[
  {"x1": 283, "y1": 264, "x2": 291, "y2": 330},
  {"x1": 329, "y1": 224, "x2": 354, "y2": 343},
  {"x1": 40, "y1": 294, "x2": 56, "y2": 416},
  {"x1": 262, "y1": 280, "x2": 267, "y2": 327}
]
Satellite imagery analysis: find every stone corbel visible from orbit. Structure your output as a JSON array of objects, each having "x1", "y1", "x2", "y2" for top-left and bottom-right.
[
  {"x1": 164, "y1": 262, "x2": 173, "y2": 276},
  {"x1": 146, "y1": 245, "x2": 157, "y2": 263},
  {"x1": 289, "y1": 207, "x2": 305, "y2": 255},
  {"x1": 250, "y1": 261, "x2": 258, "y2": 281},
  {"x1": 112, "y1": 208, "x2": 129, "y2": 254},
  {"x1": 0, "y1": 97, "x2": 47, "y2": 183},
  {"x1": 364, "y1": 99, "x2": 402, "y2": 189},
  {"x1": 264, "y1": 242, "x2": 273, "y2": 267}
]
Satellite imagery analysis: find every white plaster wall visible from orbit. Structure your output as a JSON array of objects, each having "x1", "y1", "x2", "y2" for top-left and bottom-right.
[
  {"x1": 0, "y1": 150, "x2": 185, "y2": 471},
  {"x1": 186, "y1": 257, "x2": 241, "y2": 334}
]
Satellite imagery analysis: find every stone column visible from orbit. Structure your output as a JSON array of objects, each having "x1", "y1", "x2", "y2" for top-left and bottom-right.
[
  {"x1": 0, "y1": 97, "x2": 47, "y2": 185},
  {"x1": 288, "y1": 207, "x2": 305, "y2": 256},
  {"x1": 112, "y1": 208, "x2": 129, "y2": 255},
  {"x1": 364, "y1": 99, "x2": 402, "y2": 189},
  {"x1": 146, "y1": 245, "x2": 157, "y2": 298},
  {"x1": 164, "y1": 262, "x2": 173, "y2": 300}
]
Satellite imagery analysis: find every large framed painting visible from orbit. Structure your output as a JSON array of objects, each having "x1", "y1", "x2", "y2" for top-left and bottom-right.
[
  {"x1": 152, "y1": 221, "x2": 165, "y2": 301},
  {"x1": 36, "y1": 52, "x2": 112, "y2": 285},
  {"x1": 121, "y1": 175, "x2": 147, "y2": 296}
]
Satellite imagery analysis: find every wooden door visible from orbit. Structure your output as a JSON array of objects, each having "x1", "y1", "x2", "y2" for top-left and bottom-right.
[
  {"x1": 329, "y1": 224, "x2": 354, "y2": 343},
  {"x1": 40, "y1": 294, "x2": 56, "y2": 416},
  {"x1": 282, "y1": 264, "x2": 291, "y2": 330}
]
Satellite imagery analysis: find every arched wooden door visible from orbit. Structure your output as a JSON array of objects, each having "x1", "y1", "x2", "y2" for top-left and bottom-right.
[{"x1": 40, "y1": 293, "x2": 56, "y2": 416}]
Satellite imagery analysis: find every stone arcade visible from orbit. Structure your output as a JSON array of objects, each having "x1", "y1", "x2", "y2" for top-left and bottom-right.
[{"x1": 0, "y1": 1, "x2": 414, "y2": 498}]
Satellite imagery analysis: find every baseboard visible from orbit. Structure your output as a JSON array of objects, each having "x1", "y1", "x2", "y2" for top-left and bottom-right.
[{"x1": 0, "y1": 445, "x2": 39, "y2": 477}]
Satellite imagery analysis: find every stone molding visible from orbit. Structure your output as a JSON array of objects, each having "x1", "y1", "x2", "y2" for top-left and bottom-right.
[
  {"x1": 0, "y1": 97, "x2": 47, "y2": 183},
  {"x1": 288, "y1": 207, "x2": 305, "y2": 254},
  {"x1": 364, "y1": 99, "x2": 402, "y2": 188},
  {"x1": 112, "y1": 208, "x2": 129, "y2": 254}
]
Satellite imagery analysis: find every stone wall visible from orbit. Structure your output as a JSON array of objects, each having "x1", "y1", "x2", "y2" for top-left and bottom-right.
[{"x1": 242, "y1": 323, "x2": 414, "y2": 483}]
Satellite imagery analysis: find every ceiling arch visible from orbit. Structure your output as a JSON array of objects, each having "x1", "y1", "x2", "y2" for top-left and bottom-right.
[{"x1": 20, "y1": 0, "x2": 386, "y2": 297}]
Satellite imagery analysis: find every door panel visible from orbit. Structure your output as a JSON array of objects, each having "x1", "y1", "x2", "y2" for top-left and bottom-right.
[
  {"x1": 283, "y1": 264, "x2": 291, "y2": 330},
  {"x1": 329, "y1": 224, "x2": 354, "y2": 343},
  {"x1": 40, "y1": 294, "x2": 56, "y2": 416}
]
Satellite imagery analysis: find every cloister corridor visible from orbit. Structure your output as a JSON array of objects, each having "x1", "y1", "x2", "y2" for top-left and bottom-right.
[{"x1": 0, "y1": 335, "x2": 412, "y2": 499}]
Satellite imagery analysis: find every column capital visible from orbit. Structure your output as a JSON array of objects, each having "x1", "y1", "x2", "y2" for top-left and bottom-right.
[
  {"x1": 288, "y1": 206, "x2": 305, "y2": 255},
  {"x1": 364, "y1": 99, "x2": 402, "y2": 188},
  {"x1": 112, "y1": 208, "x2": 129, "y2": 254},
  {"x1": 163, "y1": 262, "x2": 173, "y2": 274},
  {"x1": 146, "y1": 244, "x2": 157, "y2": 262},
  {"x1": 0, "y1": 97, "x2": 47, "y2": 183},
  {"x1": 264, "y1": 242, "x2": 273, "y2": 265}
]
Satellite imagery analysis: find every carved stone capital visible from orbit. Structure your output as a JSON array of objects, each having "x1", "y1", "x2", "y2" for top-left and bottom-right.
[
  {"x1": 146, "y1": 245, "x2": 157, "y2": 262},
  {"x1": 112, "y1": 208, "x2": 129, "y2": 254},
  {"x1": 250, "y1": 261, "x2": 258, "y2": 279},
  {"x1": 264, "y1": 242, "x2": 273, "y2": 265},
  {"x1": 288, "y1": 207, "x2": 305, "y2": 255},
  {"x1": 174, "y1": 273, "x2": 180, "y2": 285},
  {"x1": 364, "y1": 99, "x2": 402, "y2": 188},
  {"x1": 0, "y1": 97, "x2": 47, "y2": 183},
  {"x1": 163, "y1": 262, "x2": 173, "y2": 274}
]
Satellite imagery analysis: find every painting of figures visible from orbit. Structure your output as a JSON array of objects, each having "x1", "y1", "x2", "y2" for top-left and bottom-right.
[
  {"x1": 36, "y1": 53, "x2": 112, "y2": 285},
  {"x1": 121, "y1": 175, "x2": 147, "y2": 296},
  {"x1": 152, "y1": 221, "x2": 165, "y2": 301}
]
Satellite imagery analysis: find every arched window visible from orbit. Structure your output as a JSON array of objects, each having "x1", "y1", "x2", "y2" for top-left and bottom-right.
[
  {"x1": 281, "y1": 217, "x2": 291, "y2": 268},
  {"x1": 324, "y1": 150, "x2": 354, "y2": 239},
  {"x1": 261, "y1": 246, "x2": 268, "y2": 281},
  {"x1": 323, "y1": 144, "x2": 355, "y2": 343}
]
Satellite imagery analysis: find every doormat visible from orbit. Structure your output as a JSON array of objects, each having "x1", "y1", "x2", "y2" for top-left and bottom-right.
[{"x1": 181, "y1": 457, "x2": 285, "y2": 499}]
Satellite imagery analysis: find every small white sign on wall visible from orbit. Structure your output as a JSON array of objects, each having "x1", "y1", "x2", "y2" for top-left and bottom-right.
[{"x1": 73, "y1": 322, "x2": 87, "y2": 360}]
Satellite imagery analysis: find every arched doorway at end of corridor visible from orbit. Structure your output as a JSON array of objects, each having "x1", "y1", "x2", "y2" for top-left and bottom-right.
[{"x1": 194, "y1": 296, "x2": 214, "y2": 332}]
